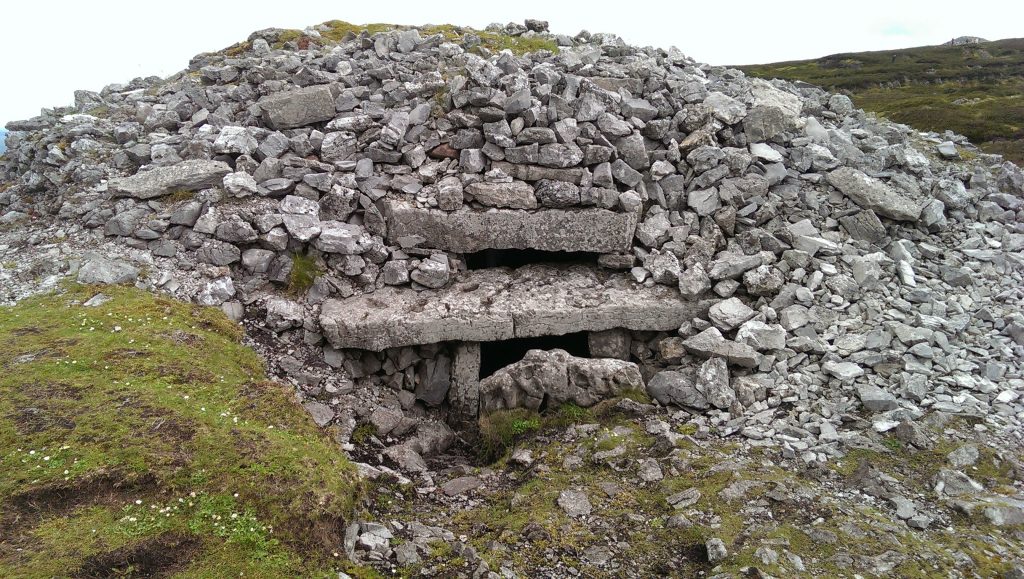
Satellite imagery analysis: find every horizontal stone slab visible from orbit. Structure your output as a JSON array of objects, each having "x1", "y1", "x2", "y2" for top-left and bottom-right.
[
  {"x1": 384, "y1": 200, "x2": 636, "y2": 253},
  {"x1": 320, "y1": 265, "x2": 715, "y2": 351},
  {"x1": 491, "y1": 162, "x2": 585, "y2": 184},
  {"x1": 109, "y1": 160, "x2": 231, "y2": 200}
]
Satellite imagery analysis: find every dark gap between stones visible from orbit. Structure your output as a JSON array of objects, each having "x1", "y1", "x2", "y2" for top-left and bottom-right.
[
  {"x1": 463, "y1": 249, "x2": 600, "y2": 270},
  {"x1": 478, "y1": 331, "x2": 590, "y2": 379}
]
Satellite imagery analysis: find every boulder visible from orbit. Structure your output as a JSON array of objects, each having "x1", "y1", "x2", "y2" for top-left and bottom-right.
[
  {"x1": 827, "y1": 167, "x2": 922, "y2": 222},
  {"x1": 646, "y1": 369, "x2": 707, "y2": 410},
  {"x1": 77, "y1": 253, "x2": 138, "y2": 285},
  {"x1": 478, "y1": 349, "x2": 643, "y2": 413},
  {"x1": 259, "y1": 84, "x2": 336, "y2": 129}
]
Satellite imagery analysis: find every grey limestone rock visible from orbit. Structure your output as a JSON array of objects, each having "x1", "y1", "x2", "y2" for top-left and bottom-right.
[
  {"x1": 410, "y1": 255, "x2": 450, "y2": 289},
  {"x1": 214, "y1": 126, "x2": 257, "y2": 155},
  {"x1": 857, "y1": 384, "x2": 898, "y2": 412},
  {"x1": 259, "y1": 84, "x2": 336, "y2": 129},
  {"x1": 709, "y1": 297, "x2": 755, "y2": 332},
  {"x1": 321, "y1": 266, "x2": 715, "y2": 350},
  {"x1": 385, "y1": 200, "x2": 636, "y2": 254},
  {"x1": 110, "y1": 160, "x2": 231, "y2": 200},
  {"x1": 479, "y1": 348, "x2": 643, "y2": 413},
  {"x1": 682, "y1": 327, "x2": 760, "y2": 368},
  {"x1": 196, "y1": 277, "x2": 235, "y2": 306},
  {"x1": 678, "y1": 263, "x2": 712, "y2": 299},
  {"x1": 706, "y1": 538, "x2": 728, "y2": 564},
  {"x1": 265, "y1": 297, "x2": 305, "y2": 332},
  {"x1": 535, "y1": 179, "x2": 581, "y2": 207},
  {"x1": 465, "y1": 180, "x2": 537, "y2": 209},
  {"x1": 827, "y1": 167, "x2": 922, "y2": 222},
  {"x1": 77, "y1": 253, "x2": 139, "y2": 285},
  {"x1": 557, "y1": 489, "x2": 592, "y2": 517},
  {"x1": 708, "y1": 253, "x2": 761, "y2": 280},
  {"x1": 696, "y1": 357, "x2": 733, "y2": 410},
  {"x1": 646, "y1": 369, "x2": 707, "y2": 409},
  {"x1": 736, "y1": 320, "x2": 786, "y2": 351},
  {"x1": 196, "y1": 240, "x2": 241, "y2": 266}
]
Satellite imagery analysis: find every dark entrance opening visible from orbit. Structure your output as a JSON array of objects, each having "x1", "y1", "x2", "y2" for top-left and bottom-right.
[
  {"x1": 464, "y1": 249, "x2": 600, "y2": 270},
  {"x1": 479, "y1": 332, "x2": 590, "y2": 379}
]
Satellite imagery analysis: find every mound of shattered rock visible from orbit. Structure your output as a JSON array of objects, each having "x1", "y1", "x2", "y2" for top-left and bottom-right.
[{"x1": 2, "y1": 18, "x2": 1023, "y2": 578}]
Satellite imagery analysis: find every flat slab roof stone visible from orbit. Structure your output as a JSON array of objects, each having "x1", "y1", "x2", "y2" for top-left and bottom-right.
[
  {"x1": 320, "y1": 265, "x2": 714, "y2": 351},
  {"x1": 384, "y1": 200, "x2": 637, "y2": 254}
]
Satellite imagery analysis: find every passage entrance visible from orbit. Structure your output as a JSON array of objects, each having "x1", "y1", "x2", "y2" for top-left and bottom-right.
[{"x1": 478, "y1": 332, "x2": 590, "y2": 379}]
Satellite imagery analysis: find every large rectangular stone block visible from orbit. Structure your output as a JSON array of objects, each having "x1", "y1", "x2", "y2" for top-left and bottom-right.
[
  {"x1": 320, "y1": 265, "x2": 714, "y2": 351},
  {"x1": 384, "y1": 200, "x2": 637, "y2": 254},
  {"x1": 259, "y1": 85, "x2": 337, "y2": 130}
]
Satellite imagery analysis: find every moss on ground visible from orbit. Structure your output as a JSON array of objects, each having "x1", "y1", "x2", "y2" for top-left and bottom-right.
[
  {"x1": 739, "y1": 38, "x2": 1024, "y2": 163},
  {"x1": 264, "y1": 20, "x2": 557, "y2": 55},
  {"x1": 0, "y1": 284, "x2": 364, "y2": 577},
  {"x1": 414, "y1": 406, "x2": 1023, "y2": 577}
]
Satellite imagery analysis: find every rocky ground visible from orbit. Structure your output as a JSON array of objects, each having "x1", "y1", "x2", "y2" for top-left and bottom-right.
[{"x1": 1, "y1": 17, "x2": 1023, "y2": 578}]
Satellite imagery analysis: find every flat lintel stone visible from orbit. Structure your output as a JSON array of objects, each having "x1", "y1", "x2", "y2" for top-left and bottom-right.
[
  {"x1": 320, "y1": 265, "x2": 715, "y2": 351},
  {"x1": 385, "y1": 200, "x2": 637, "y2": 254}
]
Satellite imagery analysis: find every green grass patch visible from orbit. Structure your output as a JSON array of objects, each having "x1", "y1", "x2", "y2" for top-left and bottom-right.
[
  {"x1": 477, "y1": 408, "x2": 542, "y2": 462},
  {"x1": 288, "y1": 252, "x2": 323, "y2": 296},
  {"x1": 164, "y1": 190, "x2": 195, "y2": 204},
  {"x1": 0, "y1": 284, "x2": 364, "y2": 577}
]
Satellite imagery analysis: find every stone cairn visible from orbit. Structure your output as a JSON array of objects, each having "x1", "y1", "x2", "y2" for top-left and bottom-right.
[{"x1": 2, "y1": 19, "x2": 1023, "y2": 473}]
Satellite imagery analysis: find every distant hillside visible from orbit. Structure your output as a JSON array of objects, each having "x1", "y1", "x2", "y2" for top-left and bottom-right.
[
  {"x1": 0, "y1": 129, "x2": 7, "y2": 155},
  {"x1": 739, "y1": 38, "x2": 1024, "y2": 163}
]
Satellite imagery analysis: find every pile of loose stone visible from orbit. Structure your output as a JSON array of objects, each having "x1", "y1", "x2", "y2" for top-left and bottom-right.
[{"x1": 2, "y1": 20, "x2": 1024, "y2": 566}]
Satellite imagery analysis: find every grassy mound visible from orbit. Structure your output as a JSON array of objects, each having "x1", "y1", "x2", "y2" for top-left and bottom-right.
[
  {"x1": 739, "y1": 38, "x2": 1024, "y2": 164},
  {"x1": 0, "y1": 285, "x2": 366, "y2": 577}
]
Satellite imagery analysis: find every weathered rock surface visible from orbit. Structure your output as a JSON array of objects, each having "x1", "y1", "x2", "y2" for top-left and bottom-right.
[
  {"x1": 827, "y1": 167, "x2": 922, "y2": 221},
  {"x1": 385, "y1": 200, "x2": 637, "y2": 254},
  {"x1": 109, "y1": 160, "x2": 231, "y2": 199},
  {"x1": 479, "y1": 348, "x2": 643, "y2": 412},
  {"x1": 321, "y1": 265, "x2": 715, "y2": 350},
  {"x1": 259, "y1": 84, "x2": 336, "y2": 129},
  {"x1": 77, "y1": 253, "x2": 138, "y2": 285}
]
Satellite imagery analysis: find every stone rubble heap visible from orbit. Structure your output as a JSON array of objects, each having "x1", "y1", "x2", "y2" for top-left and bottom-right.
[{"x1": 1, "y1": 19, "x2": 1023, "y2": 483}]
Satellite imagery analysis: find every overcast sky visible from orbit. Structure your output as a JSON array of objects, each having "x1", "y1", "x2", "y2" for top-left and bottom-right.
[{"x1": 2, "y1": 1, "x2": 1022, "y2": 123}]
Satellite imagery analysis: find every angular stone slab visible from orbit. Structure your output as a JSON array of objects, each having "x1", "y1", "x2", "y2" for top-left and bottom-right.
[
  {"x1": 109, "y1": 160, "x2": 231, "y2": 200},
  {"x1": 259, "y1": 85, "x2": 336, "y2": 130},
  {"x1": 827, "y1": 167, "x2": 922, "y2": 222},
  {"x1": 320, "y1": 265, "x2": 715, "y2": 351},
  {"x1": 491, "y1": 161, "x2": 585, "y2": 184},
  {"x1": 385, "y1": 200, "x2": 636, "y2": 253}
]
